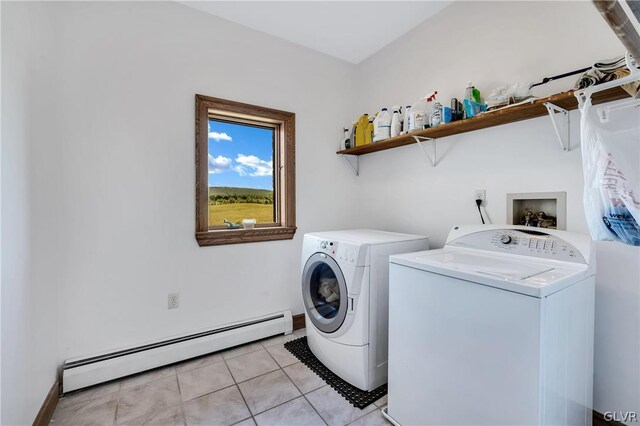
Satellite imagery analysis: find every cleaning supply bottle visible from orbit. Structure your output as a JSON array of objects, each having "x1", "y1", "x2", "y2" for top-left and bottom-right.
[
  {"x1": 390, "y1": 106, "x2": 402, "y2": 138},
  {"x1": 472, "y1": 86, "x2": 482, "y2": 103},
  {"x1": 355, "y1": 113, "x2": 369, "y2": 146},
  {"x1": 424, "y1": 91, "x2": 438, "y2": 128},
  {"x1": 365, "y1": 115, "x2": 374, "y2": 145},
  {"x1": 431, "y1": 100, "x2": 443, "y2": 127},
  {"x1": 465, "y1": 82, "x2": 475, "y2": 101},
  {"x1": 373, "y1": 108, "x2": 391, "y2": 142},
  {"x1": 465, "y1": 82, "x2": 482, "y2": 103},
  {"x1": 431, "y1": 92, "x2": 442, "y2": 127},
  {"x1": 342, "y1": 127, "x2": 351, "y2": 149},
  {"x1": 408, "y1": 93, "x2": 432, "y2": 132},
  {"x1": 349, "y1": 121, "x2": 357, "y2": 147},
  {"x1": 403, "y1": 105, "x2": 412, "y2": 133}
]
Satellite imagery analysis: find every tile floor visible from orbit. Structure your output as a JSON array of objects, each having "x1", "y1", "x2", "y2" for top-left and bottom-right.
[{"x1": 51, "y1": 328, "x2": 390, "y2": 426}]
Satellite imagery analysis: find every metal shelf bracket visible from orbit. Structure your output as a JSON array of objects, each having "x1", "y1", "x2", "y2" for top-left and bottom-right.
[
  {"x1": 413, "y1": 136, "x2": 437, "y2": 167},
  {"x1": 543, "y1": 102, "x2": 570, "y2": 151},
  {"x1": 340, "y1": 154, "x2": 359, "y2": 176}
]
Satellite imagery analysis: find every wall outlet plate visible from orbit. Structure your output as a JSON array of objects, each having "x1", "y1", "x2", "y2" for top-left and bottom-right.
[
  {"x1": 475, "y1": 190, "x2": 486, "y2": 201},
  {"x1": 168, "y1": 293, "x2": 179, "y2": 309}
]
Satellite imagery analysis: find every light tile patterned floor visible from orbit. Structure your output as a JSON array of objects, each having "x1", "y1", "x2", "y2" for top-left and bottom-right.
[{"x1": 51, "y1": 328, "x2": 390, "y2": 426}]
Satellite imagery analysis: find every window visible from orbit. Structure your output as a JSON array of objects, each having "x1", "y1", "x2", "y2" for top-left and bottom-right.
[{"x1": 195, "y1": 95, "x2": 296, "y2": 246}]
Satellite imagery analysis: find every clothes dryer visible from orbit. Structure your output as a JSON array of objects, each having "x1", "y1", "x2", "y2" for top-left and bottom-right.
[{"x1": 301, "y1": 229, "x2": 429, "y2": 391}]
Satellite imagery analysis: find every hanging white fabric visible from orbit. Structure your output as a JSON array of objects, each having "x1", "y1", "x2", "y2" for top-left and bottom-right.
[{"x1": 579, "y1": 93, "x2": 640, "y2": 246}]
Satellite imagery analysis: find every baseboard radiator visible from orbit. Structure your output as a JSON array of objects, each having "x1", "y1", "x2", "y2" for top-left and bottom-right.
[{"x1": 62, "y1": 311, "x2": 293, "y2": 393}]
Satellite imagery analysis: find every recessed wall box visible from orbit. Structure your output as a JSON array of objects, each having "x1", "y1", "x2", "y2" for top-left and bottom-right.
[{"x1": 507, "y1": 192, "x2": 567, "y2": 230}]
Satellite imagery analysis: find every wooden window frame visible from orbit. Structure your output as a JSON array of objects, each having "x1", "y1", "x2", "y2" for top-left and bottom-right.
[{"x1": 195, "y1": 94, "x2": 296, "y2": 247}]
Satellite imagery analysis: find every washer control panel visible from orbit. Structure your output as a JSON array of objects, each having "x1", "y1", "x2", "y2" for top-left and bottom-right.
[{"x1": 448, "y1": 229, "x2": 586, "y2": 264}]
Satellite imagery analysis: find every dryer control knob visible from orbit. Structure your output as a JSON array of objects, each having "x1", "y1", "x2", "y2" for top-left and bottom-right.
[{"x1": 500, "y1": 234, "x2": 512, "y2": 244}]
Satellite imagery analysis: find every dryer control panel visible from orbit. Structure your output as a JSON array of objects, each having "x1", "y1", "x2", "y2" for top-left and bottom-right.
[
  {"x1": 448, "y1": 228, "x2": 587, "y2": 264},
  {"x1": 314, "y1": 239, "x2": 360, "y2": 265}
]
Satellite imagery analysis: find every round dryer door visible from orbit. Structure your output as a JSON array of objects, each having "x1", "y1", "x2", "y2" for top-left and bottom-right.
[{"x1": 302, "y1": 253, "x2": 348, "y2": 334}]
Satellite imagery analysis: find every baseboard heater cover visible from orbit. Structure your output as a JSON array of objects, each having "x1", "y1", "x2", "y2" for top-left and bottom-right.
[{"x1": 62, "y1": 311, "x2": 293, "y2": 393}]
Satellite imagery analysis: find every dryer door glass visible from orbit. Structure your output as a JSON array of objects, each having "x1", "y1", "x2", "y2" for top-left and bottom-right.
[{"x1": 302, "y1": 253, "x2": 348, "y2": 334}]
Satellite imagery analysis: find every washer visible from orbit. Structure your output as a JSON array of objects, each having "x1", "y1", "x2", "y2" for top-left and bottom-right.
[
  {"x1": 385, "y1": 225, "x2": 596, "y2": 426},
  {"x1": 301, "y1": 229, "x2": 429, "y2": 391}
]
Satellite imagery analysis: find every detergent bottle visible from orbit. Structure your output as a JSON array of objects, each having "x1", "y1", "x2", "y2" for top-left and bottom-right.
[
  {"x1": 373, "y1": 108, "x2": 391, "y2": 142},
  {"x1": 390, "y1": 106, "x2": 403, "y2": 138},
  {"x1": 355, "y1": 113, "x2": 369, "y2": 146},
  {"x1": 365, "y1": 115, "x2": 374, "y2": 145}
]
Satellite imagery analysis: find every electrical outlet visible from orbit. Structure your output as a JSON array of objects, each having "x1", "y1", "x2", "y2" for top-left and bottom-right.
[
  {"x1": 475, "y1": 190, "x2": 486, "y2": 201},
  {"x1": 168, "y1": 293, "x2": 179, "y2": 309}
]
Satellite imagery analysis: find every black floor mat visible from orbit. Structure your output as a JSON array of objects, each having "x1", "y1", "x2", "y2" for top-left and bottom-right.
[{"x1": 284, "y1": 336, "x2": 387, "y2": 409}]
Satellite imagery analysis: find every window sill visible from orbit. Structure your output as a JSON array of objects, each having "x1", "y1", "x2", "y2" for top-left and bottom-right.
[{"x1": 195, "y1": 226, "x2": 297, "y2": 247}]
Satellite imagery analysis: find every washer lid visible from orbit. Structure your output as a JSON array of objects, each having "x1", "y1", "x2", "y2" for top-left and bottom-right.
[{"x1": 390, "y1": 248, "x2": 592, "y2": 298}]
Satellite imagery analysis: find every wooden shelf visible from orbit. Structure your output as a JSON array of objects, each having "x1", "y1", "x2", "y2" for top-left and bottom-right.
[{"x1": 337, "y1": 86, "x2": 630, "y2": 156}]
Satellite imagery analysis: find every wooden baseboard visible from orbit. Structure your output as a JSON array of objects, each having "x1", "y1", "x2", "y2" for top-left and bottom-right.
[
  {"x1": 292, "y1": 313, "x2": 305, "y2": 330},
  {"x1": 32, "y1": 380, "x2": 59, "y2": 426}
]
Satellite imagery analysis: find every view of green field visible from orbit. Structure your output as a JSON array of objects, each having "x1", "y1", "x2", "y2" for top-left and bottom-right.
[{"x1": 208, "y1": 186, "x2": 274, "y2": 226}]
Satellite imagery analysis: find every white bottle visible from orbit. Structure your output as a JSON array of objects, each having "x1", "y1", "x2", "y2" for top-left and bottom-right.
[
  {"x1": 409, "y1": 92, "x2": 438, "y2": 131},
  {"x1": 409, "y1": 98, "x2": 426, "y2": 131},
  {"x1": 342, "y1": 127, "x2": 350, "y2": 150},
  {"x1": 403, "y1": 105, "x2": 411, "y2": 133},
  {"x1": 391, "y1": 106, "x2": 402, "y2": 138},
  {"x1": 373, "y1": 108, "x2": 391, "y2": 142}
]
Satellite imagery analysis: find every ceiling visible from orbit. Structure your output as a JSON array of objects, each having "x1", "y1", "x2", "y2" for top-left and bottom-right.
[{"x1": 181, "y1": 1, "x2": 452, "y2": 64}]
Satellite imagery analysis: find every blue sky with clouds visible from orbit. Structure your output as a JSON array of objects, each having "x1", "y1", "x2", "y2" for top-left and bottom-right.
[{"x1": 208, "y1": 120, "x2": 274, "y2": 190}]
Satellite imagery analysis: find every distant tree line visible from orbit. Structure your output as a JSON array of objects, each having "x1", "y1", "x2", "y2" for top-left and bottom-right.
[{"x1": 209, "y1": 194, "x2": 273, "y2": 205}]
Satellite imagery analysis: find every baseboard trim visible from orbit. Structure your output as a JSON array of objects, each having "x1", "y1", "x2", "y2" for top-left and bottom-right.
[
  {"x1": 594, "y1": 410, "x2": 626, "y2": 426},
  {"x1": 293, "y1": 313, "x2": 305, "y2": 330},
  {"x1": 32, "y1": 380, "x2": 59, "y2": 426}
]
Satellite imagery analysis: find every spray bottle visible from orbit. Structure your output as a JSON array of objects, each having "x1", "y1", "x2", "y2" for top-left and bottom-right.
[
  {"x1": 409, "y1": 91, "x2": 437, "y2": 131},
  {"x1": 423, "y1": 91, "x2": 438, "y2": 128}
]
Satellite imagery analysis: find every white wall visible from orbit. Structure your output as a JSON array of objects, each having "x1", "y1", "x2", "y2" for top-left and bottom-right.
[
  {"x1": 352, "y1": 0, "x2": 640, "y2": 417},
  {"x1": 0, "y1": 1, "x2": 359, "y2": 422},
  {"x1": 37, "y1": 1, "x2": 358, "y2": 360},
  {"x1": 1, "y1": 3, "x2": 60, "y2": 424},
  {"x1": 3, "y1": 1, "x2": 639, "y2": 422}
]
